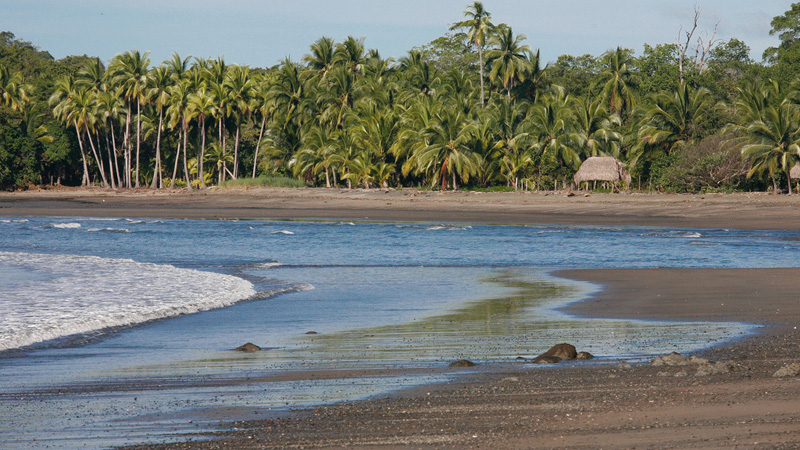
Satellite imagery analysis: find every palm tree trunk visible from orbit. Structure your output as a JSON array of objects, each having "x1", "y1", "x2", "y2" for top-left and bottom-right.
[
  {"x1": 182, "y1": 120, "x2": 192, "y2": 190},
  {"x1": 74, "y1": 121, "x2": 90, "y2": 187},
  {"x1": 103, "y1": 128, "x2": 117, "y2": 189},
  {"x1": 150, "y1": 109, "x2": 164, "y2": 189},
  {"x1": 108, "y1": 119, "x2": 122, "y2": 188},
  {"x1": 170, "y1": 127, "x2": 181, "y2": 189},
  {"x1": 478, "y1": 44, "x2": 485, "y2": 106},
  {"x1": 135, "y1": 99, "x2": 142, "y2": 188},
  {"x1": 123, "y1": 105, "x2": 132, "y2": 188},
  {"x1": 199, "y1": 116, "x2": 207, "y2": 189},
  {"x1": 233, "y1": 121, "x2": 241, "y2": 179},
  {"x1": 252, "y1": 114, "x2": 266, "y2": 178},
  {"x1": 86, "y1": 129, "x2": 109, "y2": 188}
]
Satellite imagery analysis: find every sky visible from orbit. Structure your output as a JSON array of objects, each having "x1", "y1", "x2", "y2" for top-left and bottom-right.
[{"x1": 2, "y1": 1, "x2": 791, "y2": 68}]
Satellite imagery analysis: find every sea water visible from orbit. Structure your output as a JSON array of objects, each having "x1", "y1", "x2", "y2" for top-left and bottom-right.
[{"x1": 1, "y1": 217, "x2": 799, "y2": 449}]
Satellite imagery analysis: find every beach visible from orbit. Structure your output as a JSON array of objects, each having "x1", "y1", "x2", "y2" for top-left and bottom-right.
[{"x1": 2, "y1": 188, "x2": 800, "y2": 449}]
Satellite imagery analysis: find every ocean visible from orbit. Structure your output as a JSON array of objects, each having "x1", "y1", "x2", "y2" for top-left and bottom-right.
[{"x1": 1, "y1": 217, "x2": 798, "y2": 449}]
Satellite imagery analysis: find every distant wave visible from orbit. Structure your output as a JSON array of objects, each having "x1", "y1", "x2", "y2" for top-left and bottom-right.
[
  {"x1": 269, "y1": 230, "x2": 294, "y2": 235},
  {"x1": 0, "y1": 251, "x2": 256, "y2": 351},
  {"x1": 49, "y1": 223, "x2": 81, "y2": 229},
  {"x1": 86, "y1": 228, "x2": 133, "y2": 233},
  {"x1": 0, "y1": 219, "x2": 28, "y2": 224}
]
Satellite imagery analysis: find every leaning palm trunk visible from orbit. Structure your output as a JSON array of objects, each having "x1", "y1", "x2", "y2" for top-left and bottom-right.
[
  {"x1": 108, "y1": 119, "x2": 122, "y2": 188},
  {"x1": 123, "y1": 106, "x2": 132, "y2": 188},
  {"x1": 73, "y1": 121, "x2": 90, "y2": 186},
  {"x1": 198, "y1": 117, "x2": 207, "y2": 189},
  {"x1": 103, "y1": 128, "x2": 116, "y2": 189},
  {"x1": 182, "y1": 119, "x2": 192, "y2": 190},
  {"x1": 170, "y1": 128, "x2": 182, "y2": 189},
  {"x1": 233, "y1": 121, "x2": 241, "y2": 179},
  {"x1": 252, "y1": 115, "x2": 266, "y2": 178},
  {"x1": 150, "y1": 110, "x2": 164, "y2": 189},
  {"x1": 86, "y1": 129, "x2": 109, "y2": 188},
  {"x1": 135, "y1": 99, "x2": 142, "y2": 188}
]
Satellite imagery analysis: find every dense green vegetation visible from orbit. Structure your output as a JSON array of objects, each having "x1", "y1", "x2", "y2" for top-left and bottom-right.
[{"x1": 3, "y1": 3, "x2": 800, "y2": 192}]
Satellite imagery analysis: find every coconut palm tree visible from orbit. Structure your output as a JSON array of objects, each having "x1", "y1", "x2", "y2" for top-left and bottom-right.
[
  {"x1": 108, "y1": 49, "x2": 150, "y2": 188},
  {"x1": 531, "y1": 91, "x2": 580, "y2": 188},
  {"x1": 486, "y1": 26, "x2": 532, "y2": 101},
  {"x1": 635, "y1": 82, "x2": 713, "y2": 158},
  {"x1": 569, "y1": 97, "x2": 621, "y2": 158},
  {"x1": 414, "y1": 108, "x2": 479, "y2": 190},
  {"x1": 250, "y1": 72, "x2": 275, "y2": 178},
  {"x1": 166, "y1": 78, "x2": 194, "y2": 188},
  {"x1": 739, "y1": 101, "x2": 800, "y2": 194},
  {"x1": 303, "y1": 37, "x2": 336, "y2": 80},
  {"x1": 187, "y1": 87, "x2": 216, "y2": 188},
  {"x1": 595, "y1": 47, "x2": 638, "y2": 119},
  {"x1": 451, "y1": 1, "x2": 494, "y2": 106},
  {"x1": 333, "y1": 36, "x2": 366, "y2": 76},
  {"x1": 146, "y1": 65, "x2": 173, "y2": 188},
  {"x1": 225, "y1": 65, "x2": 253, "y2": 179},
  {"x1": 0, "y1": 62, "x2": 28, "y2": 110}
]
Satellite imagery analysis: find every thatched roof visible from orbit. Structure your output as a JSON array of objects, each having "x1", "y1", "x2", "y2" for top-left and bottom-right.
[
  {"x1": 574, "y1": 157, "x2": 632, "y2": 184},
  {"x1": 791, "y1": 163, "x2": 800, "y2": 179}
]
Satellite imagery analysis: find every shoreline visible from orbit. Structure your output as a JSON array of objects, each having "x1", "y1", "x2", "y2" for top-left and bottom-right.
[
  {"x1": 120, "y1": 266, "x2": 800, "y2": 450},
  {"x1": 3, "y1": 187, "x2": 800, "y2": 230},
  {"x1": 3, "y1": 188, "x2": 800, "y2": 448}
]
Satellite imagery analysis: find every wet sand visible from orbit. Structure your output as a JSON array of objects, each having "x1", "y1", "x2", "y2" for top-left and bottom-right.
[
  {"x1": 2, "y1": 187, "x2": 800, "y2": 230},
  {"x1": 3, "y1": 188, "x2": 800, "y2": 449}
]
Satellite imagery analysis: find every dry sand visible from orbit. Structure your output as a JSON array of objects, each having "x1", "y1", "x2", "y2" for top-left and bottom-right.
[{"x1": 3, "y1": 188, "x2": 800, "y2": 449}]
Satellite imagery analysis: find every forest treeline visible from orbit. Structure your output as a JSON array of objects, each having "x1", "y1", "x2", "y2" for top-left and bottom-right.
[{"x1": 3, "y1": 2, "x2": 800, "y2": 192}]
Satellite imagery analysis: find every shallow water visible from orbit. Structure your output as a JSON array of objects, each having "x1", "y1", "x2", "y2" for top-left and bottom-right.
[{"x1": 0, "y1": 217, "x2": 797, "y2": 449}]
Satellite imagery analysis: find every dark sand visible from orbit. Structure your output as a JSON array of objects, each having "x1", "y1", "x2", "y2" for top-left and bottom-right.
[{"x1": 3, "y1": 188, "x2": 800, "y2": 449}]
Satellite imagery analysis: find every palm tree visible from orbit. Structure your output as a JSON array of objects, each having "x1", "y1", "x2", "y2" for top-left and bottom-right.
[
  {"x1": 250, "y1": 73, "x2": 274, "y2": 178},
  {"x1": 95, "y1": 88, "x2": 126, "y2": 188},
  {"x1": 595, "y1": 47, "x2": 638, "y2": 119},
  {"x1": 531, "y1": 91, "x2": 580, "y2": 188},
  {"x1": 333, "y1": 36, "x2": 366, "y2": 76},
  {"x1": 634, "y1": 82, "x2": 713, "y2": 161},
  {"x1": 146, "y1": 65, "x2": 172, "y2": 188},
  {"x1": 303, "y1": 37, "x2": 336, "y2": 80},
  {"x1": 187, "y1": 87, "x2": 216, "y2": 188},
  {"x1": 569, "y1": 97, "x2": 621, "y2": 158},
  {"x1": 109, "y1": 50, "x2": 150, "y2": 188},
  {"x1": 739, "y1": 101, "x2": 800, "y2": 194},
  {"x1": 486, "y1": 27, "x2": 532, "y2": 101},
  {"x1": 166, "y1": 78, "x2": 194, "y2": 188},
  {"x1": 451, "y1": 2, "x2": 494, "y2": 106},
  {"x1": 0, "y1": 62, "x2": 28, "y2": 110},
  {"x1": 414, "y1": 108, "x2": 479, "y2": 190},
  {"x1": 225, "y1": 65, "x2": 253, "y2": 179}
]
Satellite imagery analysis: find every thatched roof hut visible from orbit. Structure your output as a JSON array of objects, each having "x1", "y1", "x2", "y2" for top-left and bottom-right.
[
  {"x1": 574, "y1": 157, "x2": 632, "y2": 186},
  {"x1": 791, "y1": 163, "x2": 800, "y2": 179}
]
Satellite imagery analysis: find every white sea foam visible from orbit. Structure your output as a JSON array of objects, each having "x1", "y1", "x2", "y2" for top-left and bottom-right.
[
  {"x1": 50, "y1": 223, "x2": 82, "y2": 229},
  {"x1": 269, "y1": 230, "x2": 294, "y2": 235},
  {"x1": 254, "y1": 261, "x2": 282, "y2": 269},
  {"x1": 0, "y1": 219, "x2": 28, "y2": 223},
  {"x1": 87, "y1": 228, "x2": 132, "y2": 233},
  {"x1": 0, "y1": 251, "x2": 257, "y2": 351}
]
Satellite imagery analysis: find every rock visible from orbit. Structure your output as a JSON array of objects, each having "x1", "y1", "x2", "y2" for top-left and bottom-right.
[
  {"x1": 773, "y1": 363, "x2": 800, "y2": 378},
  {"x1": 449, "y1": 359, "x2": 476, "y2": 367},
  {"x1": 535, "y1": 343, "x2": 577, "y2": 362},
  {"x1": 617, "y1": 362, "x2": 632, "y2": 369},
  {"x1": 576, "y1": 351, "x2": 594, "y2": 360},
  {"x1": 695, "y1": 361, "x2": 744, "y2": 376},
  {"x1": 657, "y1": 371, "x2": 670, "y2": 377},
  {"x1": 675, "y1": 370, "x2": 688, "y2": 377},
  {"x1": 305, "y1": 331, "x2": 318, "y2": 335},
  {"x1": 533, "y1": 355, "x2": 562, "y2": 364},
  {"x1": 652, "y1": 352, "x2": 688, "y2": 366},
  {"x1": 688, "y1": 356, "x2": 710, "y2": 365},
  {"x1": 500, "y1": 377, "x2": 520, "y2": 383},
  {"x1": 235, "y1": 343, "x2": 261, "y2": 352},
  {"x1": 566, "y1": 192, "x2": 576, "y2": 197}
]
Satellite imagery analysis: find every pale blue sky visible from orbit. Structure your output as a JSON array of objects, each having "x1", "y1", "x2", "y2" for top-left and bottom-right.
[{"x1": 2, "y1": 1, "x2": 790, "y2": 67}]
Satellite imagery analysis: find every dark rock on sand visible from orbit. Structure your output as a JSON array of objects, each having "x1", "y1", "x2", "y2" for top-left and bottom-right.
[
  {"x1": 234, "y1": 343, "x2": 261, "y2": 352},
  {"x1": 305, "y1": 331, "x2": 318, "y2": 335},
  {"x1": 576, "y1": 351, "x2": 594, "y2": 360},
  {"x1": 449, "y1": 359, "x2": 477, "y2": 367},
  {"x1": 534, "y1": 343, "x2": 577, "y2": 362}
]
